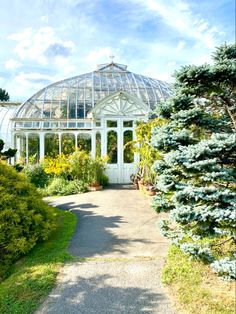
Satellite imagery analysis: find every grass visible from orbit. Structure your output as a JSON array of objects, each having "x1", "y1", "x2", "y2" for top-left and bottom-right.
[
  {"x1": 162, "y1": 245, "x2": 235, "y2": 314},
  {"x1": 0, "y1": 208, "x2": 77, "y2": 314}
]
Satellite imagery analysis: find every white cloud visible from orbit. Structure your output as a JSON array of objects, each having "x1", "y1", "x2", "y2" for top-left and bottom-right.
[
  {"x1": 177, "y1": 40, "x2": 186, "y2": 50},
  {"x1": 40, "y1": 15, "x2": 49, "y2": 23},
  {"x1": 167, "y1": 61, "x2": 177, "y2": 67},
  {"x1": 85, "y1": 47, "x2": 119, "y2": 67},
  {"x1": 4, "y1": 72, "x2": 56, "y2": 101},
  {"x1": 127, "y1": 0, "x2": 223, "y2": 49},
  {"x1": 5, "y1": 59, "x2": 22, "y2": 70},
  {"x1": 8, "y1": 27, "x2": 75, "y2": 65},
  {"x1": 15, "y1": 72, "x2": 55, "y2": 88}
]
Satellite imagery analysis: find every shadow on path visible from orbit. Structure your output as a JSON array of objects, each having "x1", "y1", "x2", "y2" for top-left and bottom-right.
[
  {"x1": 44, "y1": 273, "x2": 169, "y2": 314},
  {"x1": 53, "y1": 201, "x2": 154, "y2": 257}
]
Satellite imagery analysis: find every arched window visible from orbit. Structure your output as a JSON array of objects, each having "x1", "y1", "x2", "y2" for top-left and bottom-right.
[
  {"x1": 45, "y1": 133, "x2": 59, "y2": 157},
  {"x1": 96, "y1": 132, "x2": 101, "y2": 157},
  {"x1": 77, "y1": 133, "x2": 91, "y2": 152},
  {"x1": 123, "y1": 130, "x2": 134, "y2": 163},
  {"x1": 107, "y1": 130, "x2": 117, "y2": 164},
  {"x1": 14, "y1": 133, "x2": 26, "y2": 162},
  {"x1": 28, "y1": 133, "x2": 39, "y2": 162},
  {"x1": 61, "y1": 133, "x2": 75, "y2": 155}
]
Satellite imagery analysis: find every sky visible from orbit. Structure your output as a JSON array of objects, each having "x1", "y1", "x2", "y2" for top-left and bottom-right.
[{"x1": 0, "y1": 0, "x2": 235, "y2": 101}]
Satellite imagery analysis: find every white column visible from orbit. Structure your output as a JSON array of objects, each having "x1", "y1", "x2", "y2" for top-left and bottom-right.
[
  {"x1": 25, "y1": 133, "x2": 29, "y2": 164},
  {"x1": 39, "y1": 132, "x2": 45, "y2": 161},
  {"x1": 101, "y1": 129, "x2": 106, "y2": 156},
  {"x1": 118, "y1": 118, "x2": 123, "y2": 183},
  {"x1": 91, "y1": 129, "x2": 96, "y2": 158}
]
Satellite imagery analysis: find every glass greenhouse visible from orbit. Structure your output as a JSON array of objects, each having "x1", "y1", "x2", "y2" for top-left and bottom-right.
[{"x1": 0, "y1": 61, "x2": 172, "y2": 183}]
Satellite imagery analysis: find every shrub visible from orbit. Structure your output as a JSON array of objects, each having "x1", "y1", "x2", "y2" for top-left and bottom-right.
[
  {"x1": 44, "y1": 177, "x2": 88, "y2": 196},
  {"x1": 23, "y1": 164, "x2": 50, "y2": 188},
  {"x1": 99, "y1": 173, "x2": 109, "y2": 187},
  {"x1": 43, "y1": 154, "x2": 71, "y2": 179},
  {"x1": 69, "y1": 150, "x2": 92, "y2": 182},
  {"x1": 89, "y1": 157, "x2": 109, "y2": 186},
  {"x1": 0, "y1": 162, "x2": 55, "y2": 279}
]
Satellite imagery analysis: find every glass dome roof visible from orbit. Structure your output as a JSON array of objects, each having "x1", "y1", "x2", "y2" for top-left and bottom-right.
[{"x1": 14, "y1": 62, "x2": 172, "y2": 120}]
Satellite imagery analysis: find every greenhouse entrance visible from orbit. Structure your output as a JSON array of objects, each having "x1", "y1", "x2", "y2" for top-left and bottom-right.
[
  {"x1": 90, "y1": 91, "x2": 150, "y2": 184},
  {"x1": 104, "y1": 118, "x2": 135, "y2": 184}
]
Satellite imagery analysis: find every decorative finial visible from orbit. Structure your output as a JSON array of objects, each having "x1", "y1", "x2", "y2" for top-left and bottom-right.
[{"x1": 109, "y1": 54, "x2": 115, "y2": 63}]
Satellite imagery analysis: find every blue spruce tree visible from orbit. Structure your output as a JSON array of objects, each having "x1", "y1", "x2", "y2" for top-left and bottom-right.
[{"x1": 151, "y1": 43, "x2": 236, "y2": 280}]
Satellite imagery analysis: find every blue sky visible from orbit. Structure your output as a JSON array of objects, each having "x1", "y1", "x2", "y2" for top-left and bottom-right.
[{"x1": 0, "y1": 0, "x2": 235, "y2": 101}]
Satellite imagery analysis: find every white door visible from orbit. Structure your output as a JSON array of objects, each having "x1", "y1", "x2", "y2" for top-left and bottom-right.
[{"x1": 105, "y1": 118, "x2": 137, "y2": 184}]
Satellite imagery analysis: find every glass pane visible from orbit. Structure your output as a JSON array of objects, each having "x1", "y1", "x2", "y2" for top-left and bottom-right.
[
  {"x1": 43, "y1": 122, "x2": 50, "y2": 128},
  {"x1": 123, "y1": 120, "x2": 133, "y2": 127},
  {"x1": 68, "y1": 122, "x2": 76, "y2": 128},
  {"x1": 123, "y1": 130, "x2": 134, "y2": 163},
  {"x1": 61, "y1": 133, "x2": 75, "y2": 155},
  {"x1": 107, "y1": 120, "x2": 117, "y2": 128},
  {"x1": 107, "y1": 130, "x2": 117, "y2": 164},
  {"x1": 45, "y1": 133, "x2": 59, "y2": 157},
  {"x1": 96, "y1": 132, "x2": 101, "y2": 157},
  {"x1": 28, "y1": 133, "x2": 39, "y2": 163},
  {"x1": 77, "y1": 133, "x2": 91, "y2": 152}
]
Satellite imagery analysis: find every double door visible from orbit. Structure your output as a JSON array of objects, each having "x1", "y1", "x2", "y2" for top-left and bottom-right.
[{"x1": 104, "y1": 118, "x2": 137, "y2": 184}]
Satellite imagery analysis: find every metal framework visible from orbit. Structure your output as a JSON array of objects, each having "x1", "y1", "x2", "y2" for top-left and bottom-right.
[{"x1": 13, "y1": 62, "x2": 172, "y2": 123}]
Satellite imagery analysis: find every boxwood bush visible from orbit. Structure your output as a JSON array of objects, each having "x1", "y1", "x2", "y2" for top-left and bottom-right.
[{"x1": 0, "y1": 162, "x2": 55, "y2": 279}]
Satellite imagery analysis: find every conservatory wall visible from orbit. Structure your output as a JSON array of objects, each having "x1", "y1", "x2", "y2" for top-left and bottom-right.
[{"x1": 6, "y1": 62, "x2": 172, "y2": 183}]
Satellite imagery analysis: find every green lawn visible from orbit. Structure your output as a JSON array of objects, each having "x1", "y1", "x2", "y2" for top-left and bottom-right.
[
  {"x1": 162, "y1": 245, "x2": 235, "y2": 314},
  {"x1": 0, "y1": 208, "x2": 77, "y2": 314}
]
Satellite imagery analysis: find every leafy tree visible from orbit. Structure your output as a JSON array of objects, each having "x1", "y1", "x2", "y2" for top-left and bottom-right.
[
  {"x1": 151, "y1": 43, "x2": 236, "y2": 280},
  {"x1": 0, "y1": 88, "x2": 10, "y2": 101}
]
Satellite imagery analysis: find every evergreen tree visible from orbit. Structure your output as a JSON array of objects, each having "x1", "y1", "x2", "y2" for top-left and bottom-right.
[
  {"x1": 151, "y1": 43, "x2": 236, "y2": 280},
  {"x1": 0, "y1": 88, "x2": 10, "y2": 101}
]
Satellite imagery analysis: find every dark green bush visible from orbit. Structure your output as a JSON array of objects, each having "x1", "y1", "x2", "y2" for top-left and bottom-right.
[
  {"x1": 0, "y1": 162, "x2": 55, "y2": 279},
  {"x1": 43, "y1": 177, "x2": 88, "y2": 196},
  {"x1": 23, "y1": 164, "x2": 50, "y2": 188},
  {"x1": 99, "y1": 173, "x2": 109, "y2": 187}
]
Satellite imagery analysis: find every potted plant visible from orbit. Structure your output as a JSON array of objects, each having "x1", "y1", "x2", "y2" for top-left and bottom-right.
[
  {"x1": 145, "y1": 183, "x2": 156, "y2": 196},
  {"x1": 89, "y1": 157, "x2": 107, "y2": 191},
  {"x1": 130, "y1": 172, "x2": 141, "y2": 189}
]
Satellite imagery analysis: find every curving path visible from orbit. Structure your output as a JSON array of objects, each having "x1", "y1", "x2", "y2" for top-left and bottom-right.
[{"x1": 36, "y1": 185, "x2": 176, "y2": 314}]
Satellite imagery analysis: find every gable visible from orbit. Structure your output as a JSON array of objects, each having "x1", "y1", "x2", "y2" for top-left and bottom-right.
[{"x1": 89, "y1": 91, "x2": 150, "y2": 118}]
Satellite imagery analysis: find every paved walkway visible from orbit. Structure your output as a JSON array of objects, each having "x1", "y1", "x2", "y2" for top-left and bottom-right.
[{"x1": 36, "y1": 185, "x2": 176, "y2": 314}]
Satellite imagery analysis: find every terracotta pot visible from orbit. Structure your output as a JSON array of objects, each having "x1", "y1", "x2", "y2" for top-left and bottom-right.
[
  {"x1": 146, "y1": 190, "x2": 156, "y2": 196},
  {"x1": 89, "y1": 185, "x2": 103, "y2": 191},
  {"x1": 138, "y1": 181, "x2": 145, "y2": 191},
  {"x1": 90, "y1": 181, "x2": 100, "y2": 187}
]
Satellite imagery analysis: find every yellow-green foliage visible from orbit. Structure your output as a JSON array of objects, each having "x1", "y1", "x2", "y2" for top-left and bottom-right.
[
  {"x1": 132, "y1": 118, "x2": 164, "y2": 183},
  {"x1": 0, "y1": 162, "x2": 55, "y2": 279},
  {"x1": 43, "y1": 150, "x2": 108, "y2": 186},
  {"x1": 43, "y1": 153, "x2": 71, "y2": 177}
]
